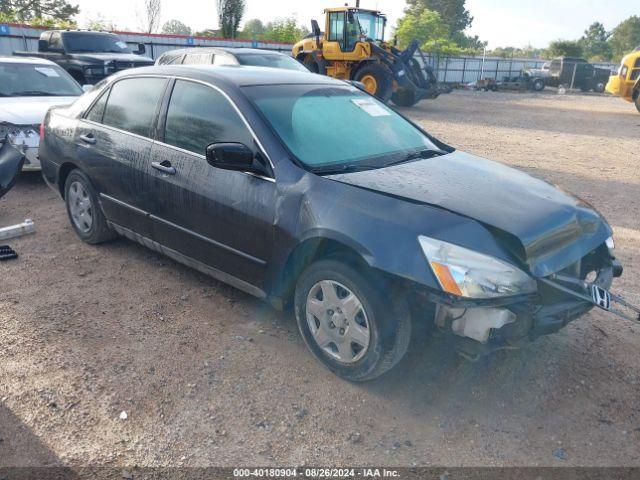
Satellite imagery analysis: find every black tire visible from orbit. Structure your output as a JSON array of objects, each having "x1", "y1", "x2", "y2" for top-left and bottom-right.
[
  {"x1": 635, "y1": 95, "x2": 640, "y2": 114},
  {"x1": 301, "y1": 54, "x2": 326, "y2": 75},
  {"x1": 594, "y1": 82, "x2": 606, "y2": 93},
  {"x1": 64, "y1": 169, "x2": 116, "y2": 244},
  {"x1": 353, "y1": 63, "x2": 394, "y2": 103},
  {"x1": 532, "y1": 78, "x2": 545, "y2": 92},
  {"x1": 391, "y1": 88, "x2": 420, "y2": 107},
  {"x1": 294, "y1": 259, "x2": 411, "y2": 382}
]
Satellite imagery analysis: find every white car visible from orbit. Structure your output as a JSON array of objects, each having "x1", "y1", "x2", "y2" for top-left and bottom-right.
[{"x1": 0, "y1": 57, "x2": 83, "y2": 171}]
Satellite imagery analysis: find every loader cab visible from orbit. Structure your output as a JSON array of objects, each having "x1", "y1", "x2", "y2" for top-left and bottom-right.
[
  {"x1": 324, "y1": 7, "x2": 386, "y2": 58},
  {"x1": 606, "y1": 49, "x2": 640, "y2": 103}
]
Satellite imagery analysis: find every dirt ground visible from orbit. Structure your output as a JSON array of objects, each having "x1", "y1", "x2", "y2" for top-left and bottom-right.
[{"x1": 1, "y1": 90, "x2": 639, "y2": 469}]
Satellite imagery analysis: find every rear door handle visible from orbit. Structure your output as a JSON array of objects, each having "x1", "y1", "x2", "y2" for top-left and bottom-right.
[
  {"x1": 151, "y1": 161, "x2": 176, "y2": 175},
  {"x1": 79, "y1": 134, "x2": 96, "y2": 145}
]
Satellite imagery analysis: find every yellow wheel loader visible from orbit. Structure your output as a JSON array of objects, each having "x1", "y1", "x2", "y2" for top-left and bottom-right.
[
  {"x1": 606, "y1": 47, "x2": 640, "y2": 114},
  {"x1": 292, "y1": 3, "x2": 449, "y2": 107}
]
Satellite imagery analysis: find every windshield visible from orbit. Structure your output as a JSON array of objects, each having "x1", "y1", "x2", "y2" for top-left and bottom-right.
[
  {"x1": 245, "y1": 84, "x2": 439, "y2": 172},
  {"x1": 235, "y1": 53, "x2": 309, "y2": 72},
  {"x1": 0, "y1": 63, "x2": 83, "y2": 97},
  {"x1": 355, "y1": 12, "x2": 385, "y2": 41},
  {"x1": 63, "y1": 33, "x2": 131, "y2": 54}
]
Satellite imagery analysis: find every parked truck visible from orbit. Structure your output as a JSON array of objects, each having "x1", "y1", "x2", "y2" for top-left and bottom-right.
[
  {"x1": 543, "y1": 57, "x2": 611, "y2": 92},
  {"x1": 14, "y1": 30, "x2": 154, "y2": 84},
  {"x1": 499, "y1": 57, "x2": 610, "y2": 93}
]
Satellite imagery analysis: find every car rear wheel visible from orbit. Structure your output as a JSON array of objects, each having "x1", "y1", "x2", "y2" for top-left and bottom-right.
[
  {"x1": 594, "y1": 82, "x2": 606, "y2": 93},
  {"x1": 294, "y1": 259, "x2": 411, "y2": 381},
  {"x1": 64, "y1": 169, "x2": 116, "y2": 244},
  {"x1": 634, "y1": 95, "x2": 640, "y2": 114}
]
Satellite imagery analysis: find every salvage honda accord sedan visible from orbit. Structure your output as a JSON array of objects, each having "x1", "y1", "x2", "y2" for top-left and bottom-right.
[{"x1": 39, "y1": 65, "x2": 635, "y2": 381}]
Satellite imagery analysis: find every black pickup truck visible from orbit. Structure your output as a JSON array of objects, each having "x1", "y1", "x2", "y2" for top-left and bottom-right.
[{"x1": 14, "y1": 30, "x2": 154, "y2": 84}]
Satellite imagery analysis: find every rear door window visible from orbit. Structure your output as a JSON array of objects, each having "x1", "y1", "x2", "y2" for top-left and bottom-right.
[
  {"x1": 163, "y1": 80, "x2": 253, "y2": 155},
  {"x1": 102, "y1": 77, "x2": 166, "y2": 137},
  {"x1": 49, "y1": 32, "x2": 63, "y2": 51},
  {"x1": 182, "y1": 53, "x2": 213, "y2": 65}
]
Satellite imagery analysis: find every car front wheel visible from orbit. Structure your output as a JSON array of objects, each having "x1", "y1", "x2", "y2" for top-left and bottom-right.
[{"x1": 294, "y1": 259, "x2": 411, "y2": 381}]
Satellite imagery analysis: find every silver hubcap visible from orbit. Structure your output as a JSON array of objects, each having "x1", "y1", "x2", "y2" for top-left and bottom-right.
[
  {"x1": 306, "y1": 280, "x2": 370, "y2": 364},
  {"x1": 68, "y1": 181, "x2": 93, "y2": 233}
]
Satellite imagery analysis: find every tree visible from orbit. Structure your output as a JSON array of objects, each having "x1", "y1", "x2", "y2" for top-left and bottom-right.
[
  {"x1": 487, "y1": 45, "x2": 546, "y2": 59},
  {"x1": 547, "y1": 39, "x2": 584, "y2": 58},
  {"x1": 609, "y1": 16, "x2": 640, "y2": 60},
  {"x1": 262, "y1": 17, "x2": 308, "y2": 43},
  {"x1": 217, "y1": 0, "x2": 245, "y2": 38},
  {"x1": 0, "y1": 0, "x2": 79, "y2": 22},
  {"x1": 395, "y1": 9, "x2": 467, "y2": 55},
  {"x1": 240, "y1": 18, "x2": 265, "y2": 39},
  {"x1": 580, "y1": 22, "x2": 611, "y2": 61},
  {"x1": 162, "y1": 19, "x2": 191, "y2": 35},
  {"x1": 140, "y1": 0, "x2": 161, "y2": 33},
  {"x1": 404, "y1": 0, "x2": 472, "y2": 34}
]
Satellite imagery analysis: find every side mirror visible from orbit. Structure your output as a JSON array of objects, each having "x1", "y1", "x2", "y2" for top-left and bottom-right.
[
  {"x1": 38, "y1": 39, "x2": 49, "y2": 51},
  {"x1": 135, "y1": 43, "x2": 146, "y2": 55},
  {"x1": 205, "y1": 142, "x2": 268, "y2": 177},
  {"x1": 82, "y1": 84, "x2": 93, "y2": 92}
]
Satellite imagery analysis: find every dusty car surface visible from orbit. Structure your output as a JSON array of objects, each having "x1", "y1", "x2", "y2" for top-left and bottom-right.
[
  {"x1": 39, "y1": 65, "x2": 626, "y2": 381},
  {"x1": 155, "y1": 47, "x2": 309, "y2": 72},
  {"x1": 0, "y1": 56, "x2": 83, "y2": 171}
]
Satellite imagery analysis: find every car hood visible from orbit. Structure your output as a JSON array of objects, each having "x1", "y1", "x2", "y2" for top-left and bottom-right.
[
  {"x1": 72, "y1": 52, "x2": 154, "y2": 63},
  {"x1": 327, "y1": 151, "x2": 612, "y2": 277},
  {"x1": 0, "y1": 96, "x2": 78, "y2": 125}
]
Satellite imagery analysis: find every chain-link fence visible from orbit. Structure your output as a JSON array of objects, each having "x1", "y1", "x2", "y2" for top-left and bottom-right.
[{"x1": 418, "y1": 53, "x2": 617, "y2": 85}]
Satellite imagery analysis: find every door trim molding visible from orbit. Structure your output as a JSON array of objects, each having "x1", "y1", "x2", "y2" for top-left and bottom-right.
[
  {"x1": 107, "y1": 221, "x2": 267, "y2": 299},
  {"x1": 99, "y1": 193, "x2": 267, "y2": 267}
]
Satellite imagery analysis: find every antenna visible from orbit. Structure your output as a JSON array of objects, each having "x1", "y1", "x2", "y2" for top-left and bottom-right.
[{"x1": 356, "y1": 0, "x2": 360, "y2": 8}]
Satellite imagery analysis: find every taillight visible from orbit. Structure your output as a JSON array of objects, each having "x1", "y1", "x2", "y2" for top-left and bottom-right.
[{"x1": 39, "y1": 123, "x2": 45, "y2": 139}]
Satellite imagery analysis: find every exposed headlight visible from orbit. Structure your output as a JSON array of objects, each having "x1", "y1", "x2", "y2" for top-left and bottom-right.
[
  {"x1": 418, "y1": 236, "x2": 537, "y2": 299},
  {"x1": 605, "y1": 236, "x2": 615, "y2": 252},
  {"x1": 0, "y1": 124, "x2": 39, "y2": 145}
]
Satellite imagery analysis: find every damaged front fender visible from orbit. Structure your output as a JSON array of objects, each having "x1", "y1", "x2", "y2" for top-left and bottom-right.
[{"x1": 0, "y1": 138, "x2": 25, "y2": 200}]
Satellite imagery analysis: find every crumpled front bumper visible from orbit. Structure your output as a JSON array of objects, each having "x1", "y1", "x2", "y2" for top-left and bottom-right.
[{"x1": 412, "y1": 247, "x2": 634, "y2": 358}]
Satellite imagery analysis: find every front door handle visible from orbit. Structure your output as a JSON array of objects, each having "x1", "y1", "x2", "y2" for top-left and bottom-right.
[
  {"x1": 151, "y1": 160, "x2": 176, "y2": 175},
  {"x1": 79, "y1": 133, "x2": 96, "y2": 145}
]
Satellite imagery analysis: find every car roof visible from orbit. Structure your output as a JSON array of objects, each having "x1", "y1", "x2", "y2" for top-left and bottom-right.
[
  {"x1": 125, "y1": 64, "x2": 343, "y2": 88},
  {"x1": 0, "y1": 56, "x2": 57, "y2": 65},
  {"x1": 52, "y1": 30, "x2": 116, "y2": 35},
  {"x1": 159, "y1": 47, "x2": 289, "y2": 58}
]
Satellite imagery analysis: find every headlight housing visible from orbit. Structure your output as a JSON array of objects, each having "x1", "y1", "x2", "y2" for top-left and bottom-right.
[
  {"x1": 605, "y1": 236, "x2": 615, "y2": 252},
  {"x1": 0, "y1": 124, "x2": 39, "y2": 145},
  {"x1": 418, "y1": 236, "x2": 537, "y2": 299}
]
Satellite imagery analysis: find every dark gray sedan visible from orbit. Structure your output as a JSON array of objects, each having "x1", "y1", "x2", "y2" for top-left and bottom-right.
[{"x1": 38, "y1": 65, "x2": 632, "y2": 381}]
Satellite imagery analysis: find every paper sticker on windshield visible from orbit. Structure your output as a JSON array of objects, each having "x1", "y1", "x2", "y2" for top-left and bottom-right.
[
  {"x1": 351, "y1": 98, "x2": 391, "y2": 117},
  {"x1": 35, "y1": 67, "x2": 60, "y2": 77},
  {"x1": 116, "y1": 41, "x2": 127, "y2": 49}
]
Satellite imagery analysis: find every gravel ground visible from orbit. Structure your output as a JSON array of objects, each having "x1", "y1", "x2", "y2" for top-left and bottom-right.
[{"x1": 1, "y1": 90, "x2": 639, "y2": 468}]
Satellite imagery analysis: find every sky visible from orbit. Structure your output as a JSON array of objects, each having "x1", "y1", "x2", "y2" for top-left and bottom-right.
[{"x1": 75, "y1": 0, "x2": 638, "y2": 49}]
